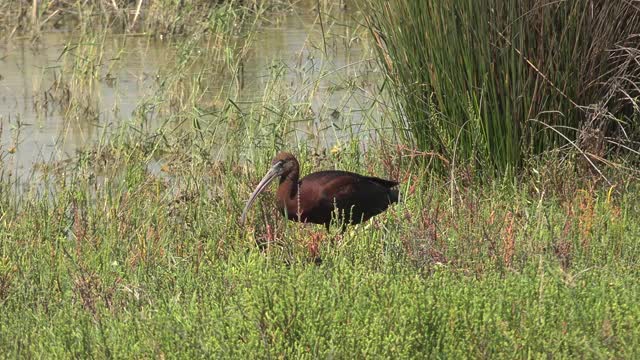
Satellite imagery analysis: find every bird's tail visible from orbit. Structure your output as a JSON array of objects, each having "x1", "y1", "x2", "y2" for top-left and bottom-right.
[{"x1": 389, "y1": 188, "x2": 400, "y2": 204}]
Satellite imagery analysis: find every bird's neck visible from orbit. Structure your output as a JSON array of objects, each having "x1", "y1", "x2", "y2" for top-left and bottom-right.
[{"x1": 278, "y1": 170, "x2": 299, "y2": 201}]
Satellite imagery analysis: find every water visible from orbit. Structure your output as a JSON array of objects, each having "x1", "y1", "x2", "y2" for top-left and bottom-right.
[
  {"x1": 1, "y1": 33, "x2": 163, "y2": 180},
  {"x1": 0, "y1": 4, "x2": 377, "y2": 183}
]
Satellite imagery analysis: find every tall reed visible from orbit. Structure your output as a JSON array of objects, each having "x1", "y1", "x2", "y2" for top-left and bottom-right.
[{"x1": 363, "y1": 0, "x2": 640, "y2": 175}]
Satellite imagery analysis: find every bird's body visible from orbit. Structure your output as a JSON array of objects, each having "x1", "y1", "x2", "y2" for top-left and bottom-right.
[
  {"x1": 277, "y1": 170, "x2": 399, "y2": 227},
  {"x1": 241, "y1": 152, "x2": 399, "y2": 230}
]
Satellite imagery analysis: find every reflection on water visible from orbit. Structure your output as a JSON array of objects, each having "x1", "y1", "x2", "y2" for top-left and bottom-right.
[
  {"x1": 0, "y1": 4, "x2": 375, "y2": 182},
  {"x1": 1, "y1": 33, "x2": 163, "y2": 180}
]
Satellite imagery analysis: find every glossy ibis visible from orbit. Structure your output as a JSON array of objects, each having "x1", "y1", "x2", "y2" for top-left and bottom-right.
[{"x1": 241, "y1": 152, "x2": 399, "y2": 231}]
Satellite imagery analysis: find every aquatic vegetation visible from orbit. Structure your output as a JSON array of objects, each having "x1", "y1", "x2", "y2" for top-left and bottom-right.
[{"x1": 0, "y1": 0, "x2": 292, "y2": 39}]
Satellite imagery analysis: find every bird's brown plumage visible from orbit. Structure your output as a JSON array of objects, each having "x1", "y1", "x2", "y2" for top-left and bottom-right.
[{"x1": 241, "y1": 152, "x2": 399, "y2": 230}]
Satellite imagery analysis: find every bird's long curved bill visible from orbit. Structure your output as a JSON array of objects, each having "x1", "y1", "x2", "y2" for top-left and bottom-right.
[{"x1": 240, "y1": 162, "x2": 283, "y2": 225}]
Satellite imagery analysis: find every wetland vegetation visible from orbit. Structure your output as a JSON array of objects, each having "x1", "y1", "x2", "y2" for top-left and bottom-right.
[{"x1": 1, "y1": 0, "x2": 639, "y2": 357}]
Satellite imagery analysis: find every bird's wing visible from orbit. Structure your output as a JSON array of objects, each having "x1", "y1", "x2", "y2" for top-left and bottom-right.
[{"x1": 321, "y1": 176, "x2": 395, "y2": 212}]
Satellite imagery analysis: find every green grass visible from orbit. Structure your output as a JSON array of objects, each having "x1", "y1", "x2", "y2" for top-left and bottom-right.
[
  {"x1": 2, "y1": 256, "x2": 638, "y2": 358},
  {"x1": 1, "y1": 136, "x2": 639, "y2": 357}
]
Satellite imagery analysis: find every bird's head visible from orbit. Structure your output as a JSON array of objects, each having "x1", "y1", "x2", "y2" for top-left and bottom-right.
[
  {"x1": 271, "y1": 152, "x2": 299, "y2": 178},
  {"x1": 240, "y1": 152, "x2": 299, "y2": 225}
]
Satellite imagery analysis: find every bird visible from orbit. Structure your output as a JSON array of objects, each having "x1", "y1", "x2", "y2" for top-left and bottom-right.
[{"x1": 241, "y1": 152, "x2": 399, "y2": 231}]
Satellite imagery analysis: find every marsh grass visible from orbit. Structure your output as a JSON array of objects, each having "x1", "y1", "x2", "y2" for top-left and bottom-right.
[
  {"x1": 1, "y1": 130, "x2": 639, "y2": 357},
  {"x1": 0, "y1": 0, "x2": 293, "y2": 40},
  {"x1": 363, "y1": 0, "x2": 640, "y2": 176}
]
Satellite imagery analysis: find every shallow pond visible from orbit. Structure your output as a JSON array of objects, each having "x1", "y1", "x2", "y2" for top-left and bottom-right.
[{"x1": 0, "y1": 3, "x2": 378, "y2": 182}]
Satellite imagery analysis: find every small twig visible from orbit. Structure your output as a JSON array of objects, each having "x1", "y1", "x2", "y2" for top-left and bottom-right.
[
  {"x1": 395, "y1": 144, "x2": 449, "y2": 165},
  {"x1": 450, "y1": 120, "x2": 471, "y2": 211},
  {"x1": 39, "y1": 9, "x2": 60, "y2": 28},
  {"x1": 530, "y1": 118, "x2": 611, "y2": 185},
  {"x1": 363, "y1": 11, "x2": 393, "y2": 73},
  {"x1": 129, "y1": 0, "x2": 143, "y2": 32},
  {"x1": 492, "y1": 25, "x2": 581, "y2": 110},
  {"x1": 31, "y1": 0, "x2": 38, "y2": 26},
  {"x1": 316, "y1": 0, "x2": 327, "y2": 57}
]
